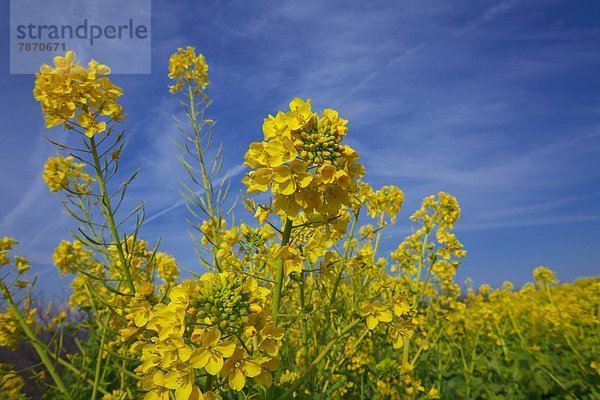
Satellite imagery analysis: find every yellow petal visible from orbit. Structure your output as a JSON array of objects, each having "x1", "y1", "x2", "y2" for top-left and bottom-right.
[
  {"x1": 297, "y1": 174, "x2": 313, "y2": 188},
  {"x1": 255, "y1": 370, "x2": 273, "y2": 388},
  {"x1": 178, "y1": 346, "x2": 192, "y2": 362},
  {"x1": 276, "y1": 179, "x2": 296, "y2": 196},
  {"x1": 367, "y1": 315, "x2": 379, "y2": 330},
  {"x1": 392, "y1": 335, "x2": 404, "y2": 349},
  {"x1": 379, "y1": 310, "x2": 393, "y2": 323},
  {"x1": 203, "y1": 327, "x2": 221, "y2": 347},
  {"x1": 216, "y1": 341, "x2": 236, "y2": 358},
  {"x1": 243, "y1": 361, "x2": 262, "y2": 378},
  {"x1": 394, "y1": 302, "x2": 410, "y2": 317},
  {"x1": 175, "y1": 385, "x2": 192, "y2": 400},
  {"x1": 229, "y1": 370, "x2": 246, "y2": 391},
  {"x1": 152, "y1": 370, "x2": 165, "y2": 386},
  {"x1": 205, "y1": 355, "x2": 224, "y2": 375},
  {"x1": 163, "y1": 371, "x2": 181, "y2": 389},
  {"x1": 189, "y1": 348, "x2": 210, "y2": 369}
]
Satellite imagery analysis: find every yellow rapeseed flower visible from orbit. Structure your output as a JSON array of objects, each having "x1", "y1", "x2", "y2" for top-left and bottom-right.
[
  {"x1": 33, "y1": 51, "x2": 125, "y2": 136},
  {"x1": 0, "y1": 363, "x2": 25, "y2": 398},
  {"x1": 220, "y1": 348, "x2": 262, "y2": 391},
  {"x1": 360, "y1": 301, "x2": 393, "y2": 330},
  {"x1": 43, "y1": 155, "x2": 94, "y2": 194},
  {"x1": 168, "y1": 47, "x2": 209, "y2": 94},
  {"x1": 189, "y1": 327, "x2": 236, "y2": 375},
  {"x1": 53, "y1": 240, "x2": 96, "y2": 275},
  {"x1": 243, "y1": 98, "x2": 364, "y2": 222}
]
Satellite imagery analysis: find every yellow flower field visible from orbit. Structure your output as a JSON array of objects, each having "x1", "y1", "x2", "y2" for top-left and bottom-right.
[{"x1": 0, "y1": 49, "x2": 598, "y2": 400}]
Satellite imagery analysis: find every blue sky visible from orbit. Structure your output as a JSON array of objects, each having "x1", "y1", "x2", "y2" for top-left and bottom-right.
[{"x1": 1, "y1": 0, "x2": 599, "y2": 294}]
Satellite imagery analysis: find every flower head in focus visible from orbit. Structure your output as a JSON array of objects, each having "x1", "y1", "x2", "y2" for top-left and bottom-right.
[
  {"x1": 243, "y1": 98, "x2": 364, "y2": 222},
  {"x1": 33, "y1": 51, "x2": 125, "y2": 137},
  {"x1": 168, "y1": 47, "x2": 209, "y2": 94}
]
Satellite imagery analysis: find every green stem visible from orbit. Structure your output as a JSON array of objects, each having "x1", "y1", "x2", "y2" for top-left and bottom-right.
[
  {"x1": 89, "y1": 136, "x2": 136, "y2": 294},
  {"x1": 330, "y1": 327, "x2": 370, "y2": 372},
  {"x1": 413, "y1": 231, "x2": 430, "y2": 302},
  {"x1": 506, "y1": 307, "x2": 567, "y2": 390},
  {"x1": 372, "y1": 213, "x2": 385, "y2": 259},
  {"x1": 1, "y1": 283, "x2": 72, "y2": 399},
  {"x1": 53, "y1": 356, "x2": 109, "y2": 396},
  {"x1": 402, "y1": 335, "x2": 410, "y2": 365},
  {"x1": 404, "y1": 230, "x2": 430, "y2": 365},
  {"x1": 544, "y1": 285, "x2": 587, "y2": 371},
  {"x1": 91, "y1": 317, "x2": 108, "y2": 400},
  {"x1": 272, "y1": 218, "x2": 294, "y2": 325},
  {"x1": 300, "y1": 272, "x2": 310, "y2": 371},
  {"x1": 187, "y1": 85, "x2": 222, "y2": 272},
  {"x1": 276, "y1": 319, "x2": 362, "y2": 400},
  {"x1": 187, "y1": 85, "x2": 216, "y2": 222},
  {"x1": 330, "y1": 209, "x2": 360, "y2": 306}
]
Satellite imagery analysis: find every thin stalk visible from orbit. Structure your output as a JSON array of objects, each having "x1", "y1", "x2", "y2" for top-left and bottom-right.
[
  {"x1": 272, "y1": 218, "x2": 294, "y2": 325},
  {"x1": 89, "y1": 136, "x2": 136, "y2": 294},
  {"x1": 331, "y1": 327, "x2": 370, "y2": 372},
  {"x1": 372, "y1": 213, "x2": 385, "y2": 258},
  {"x1": 187, "y1": 85, "x2": 216, "y2": 222},
  {"x1": 544, "y1": 284, "x2": 586, "y2": 371},
  {"x1": 48, "y1": 354, "x2": 109, "y2": 396},
  {"x1": 402, "y1": 335, "x2": 410, "y2": 365},
  {"x1": 1, "y1": 283, "x2": 72, "y2": 399},
  {"x1": 186, "y1": 85, "x2": 222, "y2": 272},
  {"x1": 300, "y1": 272, "x2": 310, "y2": 371},
  {"x1": 91, "y1": 316, "x2": 108, "y2": 400},
  {"x1": 276, "y1": 319, "x2": 362, "y2": 400},
  {"x1": 404, "y1": 230, "x2": 430, "y2": 365},
  {"x1": 330, "y1": 209, "x2": 360, "y2": 306},
  {"x1": 413, "y1": 231, "x2": 430, "y2": 301}
]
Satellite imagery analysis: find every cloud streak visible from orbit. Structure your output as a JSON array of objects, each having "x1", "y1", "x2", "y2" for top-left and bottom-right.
[{"x1": 1, "y1": 0, "x2": 599, "y2": 287}]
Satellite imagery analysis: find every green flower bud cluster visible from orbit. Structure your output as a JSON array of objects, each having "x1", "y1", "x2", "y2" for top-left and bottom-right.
[
  {"x1": 298, "y1": 119, "x2": 343, "y2": 167},
  {"x1": 192, "y1": 275, "x2": 251, "y2": 330}
]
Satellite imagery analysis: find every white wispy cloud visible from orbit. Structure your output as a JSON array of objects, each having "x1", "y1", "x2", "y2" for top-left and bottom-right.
[{"x1": 1, "y1": 0, "x2": 599, "y2": 286}]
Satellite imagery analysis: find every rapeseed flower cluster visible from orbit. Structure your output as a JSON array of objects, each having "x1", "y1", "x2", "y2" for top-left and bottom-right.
[
  {"x1": 242, "y1": 98, "x2": 365, "y2": 222},
  {"x1": 423, "y1": 273, "x2": 600, "y2": 399},
  {"x1": 124, "y1": 272, "x2": 282, "y2": 399},
  {"x1": 61, "y1": 237, "x2": 180, "y2": 312},
  {"x1": 53, "y1": 239, "x2": 96, "y2": 275},
  {"x1": 0, "y1": 363, "x2": 25, "y2": 398},
  {"x1": 0, "y1": 311, "x2": 22, "y2": 351},
  {"x1": 365, "y1": 185, "x2": 405, "y2": 223},
  {"x1": 43, "y1": 155, "x2": 94, "y2": 194},
  {"x1": 168, "y1": 46, "x2": 209, "y2": 94},
  {"x1": 391, "y1": 192, "x2": 465, "y2": 301},
  {"x1": 0, "y1": 237, "x2": 18, "y2": 267},
  {"x1": 33, "y1": 51, "x2": 125, "y2": 137}
]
